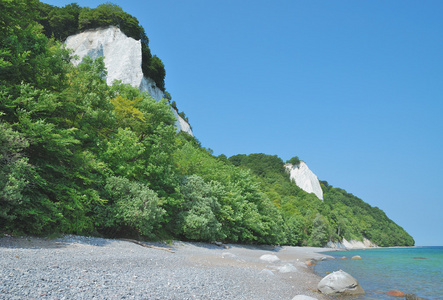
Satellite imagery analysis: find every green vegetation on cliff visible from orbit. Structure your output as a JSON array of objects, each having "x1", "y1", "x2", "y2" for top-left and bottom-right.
[
  {"x1": 229, "y1": 154, "x2": 414, "y2": 247},
  {"x1": 35, "y1": 1, "x2": 166, "y2": 90},
  {"x1": 0, "y1": 0, "x2": 414, "y2": 247}
]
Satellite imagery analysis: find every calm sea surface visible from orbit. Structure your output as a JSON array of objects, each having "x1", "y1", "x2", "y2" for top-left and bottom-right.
[{"x1": 314, "y1": 246, "x2": 443, "y2": 300}]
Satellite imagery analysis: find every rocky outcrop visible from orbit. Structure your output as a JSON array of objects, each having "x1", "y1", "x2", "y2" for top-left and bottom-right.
[
  {"x1": 317, "y1": 270, "x2": 365, "y2": 296},
  {"x1": 326, "y1": 238, "x2": 377, "y2": 249},
  {"x1": 285, "y1": 162, "x2": 323, "y2": 200},
  {"x1": 172, "y1": 109, "x2": 192, "y2": 136},
  {"x1": 65, "y1": 26, "x2": 193, "y2": 136}
]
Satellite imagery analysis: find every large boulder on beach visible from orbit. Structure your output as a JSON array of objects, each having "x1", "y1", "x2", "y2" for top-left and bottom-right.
[
  {"x1": 260, "y1": 254, "x2": 280, "y2": 263},
  {"x1": 317, "y1": 270, "x2": 365, "y2": 296},
  {"x1": 278, "y1": 264, "x2": 298, "y2": 273}
]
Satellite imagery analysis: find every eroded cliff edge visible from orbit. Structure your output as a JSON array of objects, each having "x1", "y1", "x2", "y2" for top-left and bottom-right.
[
  {"x1": 285, "y1": 161, "x2": 324, "y2": 200},
  {"x1": 65, "y1": 26, "x2": 193, "y2": 136}
]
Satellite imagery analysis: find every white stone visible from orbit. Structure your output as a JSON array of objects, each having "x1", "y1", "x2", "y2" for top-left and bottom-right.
[
  {"x1": 65, "y1": 26, "x2": 193, "y2": 136},
  {"x1": 278, "y1": 264, "x2": 298, "y2": 273},
  {"x1": 259, "y1": 254, "x2": 280, "y2": 263},
  {"x1": 259, "y1": 269, "x2": 275, "y2": 276},
  {"x1": 221, "y1": 252, "x2": 236, "y2": 259},
  {"x1": 285, "y1": 162, "x2": 323, "y2": 200},
  {"x1": 317, "y1": 270, "x2": 365, "y2": 296},
  {"x1": 292, "y1": 296, "x2": 318, "y2": 300}
]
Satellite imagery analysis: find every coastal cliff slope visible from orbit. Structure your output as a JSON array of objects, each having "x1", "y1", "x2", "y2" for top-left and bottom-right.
[
  {"x1": 285, "y1": 162, "x2": 323, "y2": 200},
  {"x1": 327, "y1": 238, "x2": 378, "y2": 249},
  {"x1": 65, "y1": 26, "x2": 193, "y2": 136}
]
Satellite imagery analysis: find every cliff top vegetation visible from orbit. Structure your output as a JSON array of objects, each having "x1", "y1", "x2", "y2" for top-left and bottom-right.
[{"x1": 36, "y1": 1, "x2": 166, "y2": 91}]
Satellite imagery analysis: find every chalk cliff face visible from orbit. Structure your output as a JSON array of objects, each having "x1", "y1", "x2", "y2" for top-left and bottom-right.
[
  {"x1": 65, "y1": 26, "x2": 193, "y2": 136},
  {"x1": 285, "y1": 162, "x2": 323, "y2": 200},
  {"x1": 327, "y1": 238, "x2": 377, "y2": 249}
]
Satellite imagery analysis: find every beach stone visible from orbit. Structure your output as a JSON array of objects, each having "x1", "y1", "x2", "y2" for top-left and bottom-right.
[
  {"x1": 292, "y1": 295, "x2": 318, "y2": 300},
  {"x1": 221, "y1": 252, "x2": 236, "y2": 259},
  {"x1": 317, "y1": 270, "x2": 365, "y2": 296},
  {"x1": 386, "y1": 290, "x2": 405, "y2": 297},
  {"x1": 351, "y1": 255, "x2": 362, "y2": 259},
  {"x1": 341, "y1": 256, "x2": 347, "y2": 259},
  {"x1": 278, "y1": 264, "x2": 298, "y2": 273},
  {"x1": 305, "y1": 260, "x2": 315, "y2": 266},
  {"x1": 260, "y1": 254, "x2": 280, "y2": 263},
  {"x1": 259, "y1": 269, "x2": 274, "y2": 276}
]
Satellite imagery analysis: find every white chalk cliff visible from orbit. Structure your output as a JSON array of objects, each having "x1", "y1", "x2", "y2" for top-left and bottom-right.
[
  {"x1": 65, "y1": 26, "x2": 193, "y2": 136},
  {"x1": 327, "y1": 238, "x2": 377, "y2": 249},
  {"x1": 285, "y1": 162, "x2": 323, "y2": 200}
]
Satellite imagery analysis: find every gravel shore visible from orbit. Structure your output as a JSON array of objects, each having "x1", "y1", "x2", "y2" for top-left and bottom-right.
[{"x1": 0, "y1": 235, "x2": 333, "y2": 299}]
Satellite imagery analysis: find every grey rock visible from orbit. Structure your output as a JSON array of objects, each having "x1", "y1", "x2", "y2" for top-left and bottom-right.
[
  {"x1": 278, "y1": 264, "x2": 298, "y2": 273},
  {"x1": 292, "y1": 296, "x2": 318, "y2": 300},
  {"x1": 317, "y1": 270, "x2": 365, "y2": 296},
  {"x1": 259, "y1": 254, "x2": 280, "y2": 263},
  {"x1": 259, "y1": 269, "x2": 274, "y2": 276},
  {"x1": 221, "y1": 252, "x2": 236, "y2": 259}
]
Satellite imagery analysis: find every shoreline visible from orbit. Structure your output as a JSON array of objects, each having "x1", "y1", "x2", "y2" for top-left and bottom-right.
[
  {"x1": 1, "y1": 235, "x2": 334, "y2": 299},
  {"x1": 314, "y1": 246, "x2": 439, "y2": 300}
]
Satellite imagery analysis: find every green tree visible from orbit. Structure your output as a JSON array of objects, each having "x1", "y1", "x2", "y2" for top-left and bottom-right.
[
  {"x1": 308, "y1": 213, "x2": 329, "y2": 246},
  {"x1": 100, "y1": 176, "x2": 165, "y2": 238},
  {"x1": 0, "y1": 0, "x2": 71, "y2": 99},
  {"x1": 0, "y1": 121, "x2": 57, "y2": 234},
  {"x1": 39, "y1": 3, "x2": 82, "y2": 40},
  {"x1": 178, "y1": 175, "x2": 224, "y2": 241},
  {"x1": 287, "y1": 156, "x2": 300, "y2": 165}
]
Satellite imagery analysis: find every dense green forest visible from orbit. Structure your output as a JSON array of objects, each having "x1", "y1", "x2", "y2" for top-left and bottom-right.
[{"x1": 0, "y1": 0, "x2": 414, "y2": 247}]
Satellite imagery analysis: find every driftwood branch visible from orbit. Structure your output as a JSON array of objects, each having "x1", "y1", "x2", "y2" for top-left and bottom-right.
[{"x1": 119, "y1": 238, "x2": 175, "y2": 253}]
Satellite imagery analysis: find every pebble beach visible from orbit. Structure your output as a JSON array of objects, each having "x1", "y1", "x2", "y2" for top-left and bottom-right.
[{"x1": 0, "y1": 235, "x2": 333, "y2": 299}]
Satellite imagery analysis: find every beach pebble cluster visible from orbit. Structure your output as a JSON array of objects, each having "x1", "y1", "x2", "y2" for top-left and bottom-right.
[{"x1": 0, "y1": 235, "x2": 328, "y2": 299}]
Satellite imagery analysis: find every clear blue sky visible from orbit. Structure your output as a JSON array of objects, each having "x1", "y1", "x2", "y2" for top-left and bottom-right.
[{"x1": 43, "y1": 0, "x2": 443, "y2": 246}]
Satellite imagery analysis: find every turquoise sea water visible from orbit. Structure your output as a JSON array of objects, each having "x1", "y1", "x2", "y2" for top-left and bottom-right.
[{"x1": 314, "y1": 247, "x2": 443, "y2": 300}]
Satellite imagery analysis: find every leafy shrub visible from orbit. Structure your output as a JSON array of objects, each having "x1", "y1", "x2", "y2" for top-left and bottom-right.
[
  {"x1": 101, "y1": 176, "x2": 165, "y2": 238},
  {"x1": 287, "y1": 156, "x2": 300, "y2": 166},
  {"x1": 178, "y1": 175, "x2": 224, "y2": 241},
  {"x1": 0, "y1": 122, "x2": 57, "y2": 234}
]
